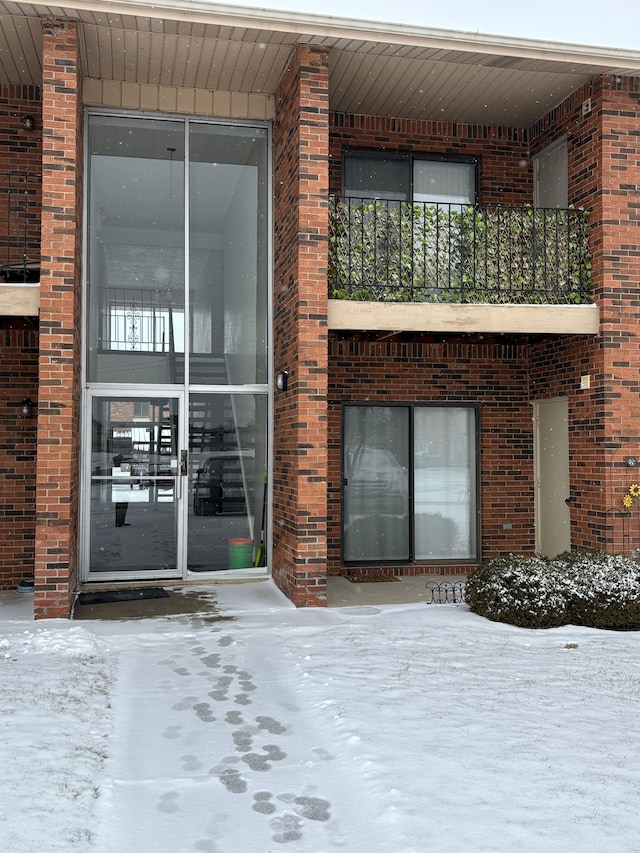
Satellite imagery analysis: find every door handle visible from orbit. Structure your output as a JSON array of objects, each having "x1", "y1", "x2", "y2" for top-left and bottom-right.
[{"x1": 180, "y1": 449, "x2": 188, "y2": 476}]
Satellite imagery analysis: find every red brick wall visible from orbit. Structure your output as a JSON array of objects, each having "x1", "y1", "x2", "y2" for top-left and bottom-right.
[
  {"x1": 0, "y1": 322, "x2": 39, "y2": 587},
  {"x1": 328, "y1": 336, "x2": 535, "y2": 575},
  {"x1": 0, "y1": 86, "x2": 42, "y2": 588},
  {"x1": 528, "y1": 76, "x2": 640, "y2": 556},
  {"x1": 329, "y1": 114, "x2": 533, "y2": 205},
  {"x1": 34, "y1": 19, "x2": 83, "y2": 619},
  {"x1": 272, "y1": 45, "x2": 330, "y2": 605},
  {"x1": 327, "y1": 77, "x2": 640, "y2": 567},
  {"x1": 0, "y1": 84, "x2": 42, "y2": 267},
  {"x1": 528, "y1": 336, "x2": 606, "y2": 548},
  {"x1": 0, "y1": 84, "x2": 42, "y2": 172}
]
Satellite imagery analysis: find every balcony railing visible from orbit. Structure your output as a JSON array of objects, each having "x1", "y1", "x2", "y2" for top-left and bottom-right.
[
  {"x1": 0, "y1": 171, "x2": 42, "y2": 283},
  {"x1": 329, "y1": 197, "x2": 592, "y2": 305}
]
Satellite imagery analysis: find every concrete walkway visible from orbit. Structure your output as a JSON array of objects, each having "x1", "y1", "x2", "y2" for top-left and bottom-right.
[{"x1": 1, "y1": 574, "x2": 467, "y2": 622}]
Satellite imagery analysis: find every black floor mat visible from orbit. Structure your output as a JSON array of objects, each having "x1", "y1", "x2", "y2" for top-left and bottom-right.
[{"x1": 76, "y1": 587, "x2": 169, "y2": 606}]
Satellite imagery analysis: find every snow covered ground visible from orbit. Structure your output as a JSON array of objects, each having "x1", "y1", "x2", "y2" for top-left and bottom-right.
[{"x1": 2, "y1": 581, "x2": 640, "y2": 853}]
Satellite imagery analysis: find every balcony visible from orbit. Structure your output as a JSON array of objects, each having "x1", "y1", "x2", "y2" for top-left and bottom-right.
[
  {"x1": 0, "y1": 171, "x2": 41, "y2": 316},
  {"x1": 328, "y1": 198, "x2": 599, "y2": 335}
]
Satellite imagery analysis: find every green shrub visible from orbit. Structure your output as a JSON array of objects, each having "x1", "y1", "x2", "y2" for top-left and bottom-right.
[
  {"x1": 466, "y1": 550, "x2": 640, "y2": 630},
  {"x1": 556, "y1": 551, "x2": 640, "y2": 630},
  {"x1": 465, "y1": 555, "x2": 568, "y2": 629}
]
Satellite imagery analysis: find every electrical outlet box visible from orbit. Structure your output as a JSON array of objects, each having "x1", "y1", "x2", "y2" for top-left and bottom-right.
[
  {"x1": 580, "y1": 374, "x2": 590, "y2": 390},
  {"x1": 582, "y1": 97, "x2": 592, "y2": 116}
]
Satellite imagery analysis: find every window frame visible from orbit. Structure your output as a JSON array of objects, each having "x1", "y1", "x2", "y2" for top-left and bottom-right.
[
  {"x1": 341, "y1": 401, "x2": 481, "y2": 567},
  {"x1": 342, "y1": 148, "x2": 479, "y2": 205}
]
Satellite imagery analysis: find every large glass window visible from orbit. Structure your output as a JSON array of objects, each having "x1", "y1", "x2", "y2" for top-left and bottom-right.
[
  {"x1": 343, "y1": 151, "x2": 476, "y2": 205},
  {"x1": 343, "y1": 404, "x2": 478, "y2": 564},
  {"x1": 189, "y1": 124, "x2": 268, "y2": 386},
  {"x1": 86, "y1": 116, "x2": 268, "y2": 385},
  {"x1": 87, "y1": 117, "x2": 186, "y2": 383},
  {"x1": 84, "y1": 115, "x2": 270, "y2": 582}
]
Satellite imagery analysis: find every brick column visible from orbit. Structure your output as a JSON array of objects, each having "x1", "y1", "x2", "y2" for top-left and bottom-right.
[
  {"x1": 596, "y1": 76, "x2": 640, "y2": 526},
  {"x1": 34, "y1": 20, "x2": 83, "y2": 618},
  {"x1": 272, "y1": 45, "x2": 329, "y2": 605}
]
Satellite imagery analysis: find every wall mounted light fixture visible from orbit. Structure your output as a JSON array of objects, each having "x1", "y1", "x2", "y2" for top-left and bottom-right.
[
  {"x1": 275, "y1": 370, "x2": 289, "y2": 392},
  {"x1": 21, "y1": 115, "x2": 35, "y2": 132},
  {"x1": 20, "y1": 397, "x2": 36, "y2": 417}
]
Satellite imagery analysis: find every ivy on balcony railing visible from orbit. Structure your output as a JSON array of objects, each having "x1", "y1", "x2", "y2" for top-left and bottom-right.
[{"x1": 329, "y1": 197, "x2": 592, "y2": 305}]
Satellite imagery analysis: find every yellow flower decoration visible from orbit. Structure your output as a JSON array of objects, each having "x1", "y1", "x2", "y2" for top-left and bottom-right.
[
  {"x1": 630, "y1": 484, "x2": 640, "y2": 497},
  {"x1": 623, "y1": 494, "x2": 633, "y2": 508}
]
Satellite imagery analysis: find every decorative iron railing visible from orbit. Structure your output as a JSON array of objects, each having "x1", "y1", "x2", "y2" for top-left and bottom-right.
[
  {"x1": 97, "y1": 286, "x2": 182, "y2": 352},
  {"x1": 0, "y1": 171, "x2": 41, "y2": 283},
  {"x1": 424, "y1": 580, "x2": 466, "y2": 604},
  {"x1": 329, "y1": 197, "x2": 592, "y2": 305}
]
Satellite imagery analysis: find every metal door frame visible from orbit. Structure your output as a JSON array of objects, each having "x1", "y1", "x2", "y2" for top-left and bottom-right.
[{"x1": 81, "y1": 387, "x2": 187, "y2": 582}]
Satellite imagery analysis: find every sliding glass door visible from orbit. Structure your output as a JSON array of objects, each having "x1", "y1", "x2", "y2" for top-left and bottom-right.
[{"x1": 343, "y1": 404, "x2": 478, "y2": 565}]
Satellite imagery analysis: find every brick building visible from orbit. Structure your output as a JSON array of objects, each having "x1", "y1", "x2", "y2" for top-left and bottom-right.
[{"x1": 1, "y1": 4, "x2": 640, "y2": 617}]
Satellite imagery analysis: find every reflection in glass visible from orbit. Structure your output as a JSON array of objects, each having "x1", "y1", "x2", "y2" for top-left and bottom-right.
[
  {"x1": 87, "y1": 117, "x2": 269, "y2": 387},
  {"x1": 189, "y1": 124, "x2": 268, "y2": 385},
  {"x1": 87, "y1": 117, "x2": 185, "y2": 383},
  {"x1": 89, "y1": 396, "x2": 179, "y2": 573},
  {"x1": 343, "y1": 406, "x2": 410, "y2": 561},
  {"x1": 85, "y1": 115, "x2": 270, "y2": 580},
  {"x1": 342, "y1": 405, "x2": 477, "y2": 563},
  {"x1": 188, "y1": 393, "x2": 268, "y2": 572},
  {"x1": 414, "y1": 407, "x2": 476, "y2": 560}
]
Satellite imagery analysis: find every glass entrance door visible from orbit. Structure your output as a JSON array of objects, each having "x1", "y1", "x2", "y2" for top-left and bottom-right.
[{"x1": 88, "y1": 395, "x2": 184, "y2": 577}]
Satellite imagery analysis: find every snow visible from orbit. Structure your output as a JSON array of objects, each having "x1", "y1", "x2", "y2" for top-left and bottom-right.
[{"x1": 2, "y1": 582, "x2": 640, "y2": 852}]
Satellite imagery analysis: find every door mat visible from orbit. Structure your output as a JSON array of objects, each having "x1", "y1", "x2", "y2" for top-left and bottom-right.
[
  {"x1": 76, "y1": 587, "x2": 169, "y2": 606},
  {"x1": 345, "y1": 573, "x2": 401, "y2": 583}
]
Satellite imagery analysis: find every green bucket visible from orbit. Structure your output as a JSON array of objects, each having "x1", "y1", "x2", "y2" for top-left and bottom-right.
[{"x1": 228, "y1": 538, "x2": 253, "y2": 570}]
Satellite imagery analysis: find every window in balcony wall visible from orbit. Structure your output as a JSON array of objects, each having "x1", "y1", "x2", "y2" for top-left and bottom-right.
[
  {"x1": 344, "y1": 152, "x2": 410, "y2": 201},
  {"x1": 413, "y1": 159, "x2": 475, "y2": 206},
  {"x1": 343, "y1": 151, "x2": 476, "y2": 204},
  {"x1": 342, "y1": 403, "x2": 478, "y2": 564}
]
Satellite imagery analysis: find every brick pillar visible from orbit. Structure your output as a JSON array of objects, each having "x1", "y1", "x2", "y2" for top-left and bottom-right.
[
  {"x1": 34, "y1": 20, "x2": 83, "y2": 618},
  {"x1": 596, "y1": 76, "x2": 640, "y2": 528},
  {"x1": 272, "y1": 45, "x2": 329, "y2": 605}
]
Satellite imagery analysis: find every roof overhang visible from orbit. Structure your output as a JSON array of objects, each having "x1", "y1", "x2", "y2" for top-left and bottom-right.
[{"x1": 1, "y1": 1, "x2": 640, "y2": 124}]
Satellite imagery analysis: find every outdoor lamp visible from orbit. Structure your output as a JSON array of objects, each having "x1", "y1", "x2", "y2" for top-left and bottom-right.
[
  {"x1": 275, "y1": 370, "x2": 289, "y2": 392},
  {"x1": 20, "y1": 397, "x2": 35, "y2": 417},
  {"x1": 21, "y1": 114, "x2": 35, "y2": 131}
]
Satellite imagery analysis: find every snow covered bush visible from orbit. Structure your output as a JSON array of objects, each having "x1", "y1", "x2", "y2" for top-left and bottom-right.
[
  {"x1": 555, "y1": 550, "x2": 640, "y2": 629},
  {"x1": 465, "y1": 555, "x2": 567, "y2": 628},
  {"x1": 466, "y1": 550, "x2": 640, "y2": 630}
]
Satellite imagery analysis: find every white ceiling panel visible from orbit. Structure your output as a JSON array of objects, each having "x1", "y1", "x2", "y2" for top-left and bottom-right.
[
  {"x1": 329, "y1": 50, "x2": 600, "y2": 124},
  {"x1": 0, "y1": 2, "x2": 639, "y2": 126}
]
